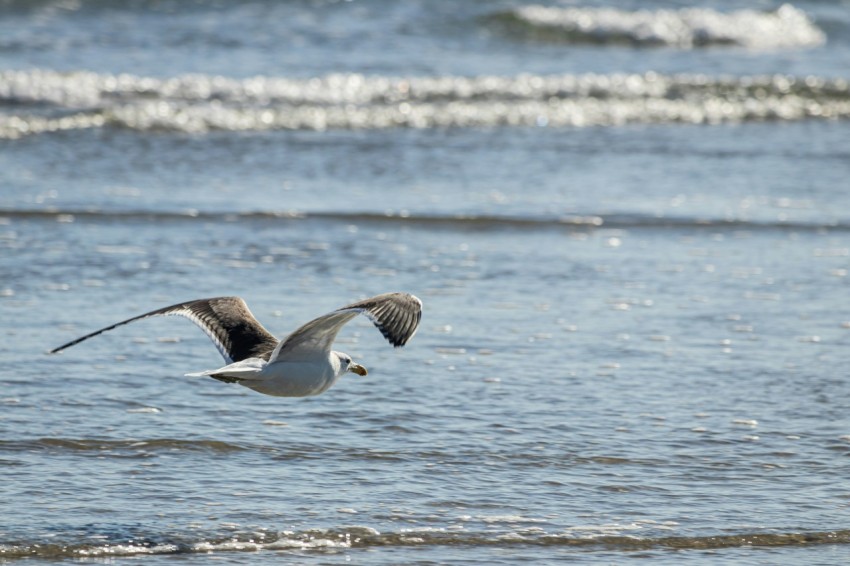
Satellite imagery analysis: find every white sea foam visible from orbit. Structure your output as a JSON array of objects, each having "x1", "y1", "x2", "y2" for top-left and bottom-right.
[
  {"x1": 509, "y1": 4, "x2": 825, "y2": 49},
  {"x1": 561, "y1": 522, "x2": 646, "y2": 538},
  {"x1": 75, "y1": 543, "x2": 179, "y2": 557}
]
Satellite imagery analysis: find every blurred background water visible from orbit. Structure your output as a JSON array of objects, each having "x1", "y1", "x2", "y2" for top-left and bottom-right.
[{"x1": 1, "y1": 0, "x2": 850, "y2": 563}]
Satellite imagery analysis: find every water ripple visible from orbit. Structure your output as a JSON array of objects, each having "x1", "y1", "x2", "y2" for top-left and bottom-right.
[{"x1": 1, "y1": 208, "x2": 847, "y2": 233}]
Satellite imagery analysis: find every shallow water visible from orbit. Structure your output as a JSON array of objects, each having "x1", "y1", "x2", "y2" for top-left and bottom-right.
[{"x1": 2, "y1": 0, "x2": 850, "y2": 563}]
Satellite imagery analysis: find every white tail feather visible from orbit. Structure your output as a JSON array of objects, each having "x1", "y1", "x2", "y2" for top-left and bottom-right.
[{"x1": 184, "y1": 357, "x2": 267, "y2": 380}]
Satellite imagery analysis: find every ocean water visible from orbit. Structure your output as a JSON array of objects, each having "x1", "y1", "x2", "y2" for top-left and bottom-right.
[{"x1": 2, "y1": 0, "x2": 850, "y2": 563}]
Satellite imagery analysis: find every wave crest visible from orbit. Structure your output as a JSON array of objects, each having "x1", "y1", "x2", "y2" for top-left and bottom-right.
[
  {"x1": 496, "y1": 4, "x2": 825, "y2": 49},
  {"x1": 2, "y1": 208, "x2": 847, "y2": 233},
  {"x1": 1, "y1": 70, "x2": 848, "y2": 137},
  {"x1": 3, "y1": 527, "x2": 850, "y2": 560}
]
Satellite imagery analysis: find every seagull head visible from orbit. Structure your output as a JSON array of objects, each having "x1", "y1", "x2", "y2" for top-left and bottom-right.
[{"x1": 336, "y1": 352, "x2": 368, "y2": 376}]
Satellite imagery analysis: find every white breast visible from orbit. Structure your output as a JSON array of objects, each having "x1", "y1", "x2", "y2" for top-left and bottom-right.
[{"x1": 242, "y1": 357, "x2": 341, "y2": 397}]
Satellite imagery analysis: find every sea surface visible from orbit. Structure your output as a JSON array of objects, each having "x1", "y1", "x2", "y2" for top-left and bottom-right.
[{"x1": 2, "y1": 0, "x2": 850, "y2": 563}]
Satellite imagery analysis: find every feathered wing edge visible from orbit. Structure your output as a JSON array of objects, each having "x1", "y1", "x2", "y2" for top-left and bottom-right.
[
  {"x1": 48, "y1": 297, "x2": 279, "y2": 363},
  {"x1": 270, "y1": 292, "x2": 422, "y2": 362},
  {"x1": 345, "y1": 292, "x2": 422, "y2": 348}
]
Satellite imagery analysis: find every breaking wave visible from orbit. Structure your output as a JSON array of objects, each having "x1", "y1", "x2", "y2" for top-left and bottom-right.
[
  {"x1": 2, "y1": 527, "x2": 849, "y2": 560},
  {"x1": 0, "y1": 69, "x2": 848, "y2": 137},
  {"x1": 493, "y1": 4, "x2": 826, "y2": 49}
]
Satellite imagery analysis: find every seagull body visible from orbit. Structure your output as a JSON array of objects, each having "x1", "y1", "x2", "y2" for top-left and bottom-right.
[
  {"x1": 189, "y1": 357, "x2": 342, "y2": 397},
  {"x1": 50, "y1": 293, "x2": 422, "y2": 397}
]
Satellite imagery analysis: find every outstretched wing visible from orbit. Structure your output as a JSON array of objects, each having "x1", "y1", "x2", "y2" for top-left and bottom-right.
[
  {"x1": 270, "y1": 292, "x2": 422, "y2": 362},
  {"x1": 49, "y1": 297, "x2": 279, "y2": 363}
]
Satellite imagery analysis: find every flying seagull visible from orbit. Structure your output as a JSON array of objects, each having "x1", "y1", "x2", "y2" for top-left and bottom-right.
[{"x1": 49, "y1": 292, "x2": 422, "y2": 397}]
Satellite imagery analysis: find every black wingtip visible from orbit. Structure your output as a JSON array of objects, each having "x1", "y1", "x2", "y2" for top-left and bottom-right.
[{"x1": 47, "y1": 336, "x2": 86, "y2": 355}]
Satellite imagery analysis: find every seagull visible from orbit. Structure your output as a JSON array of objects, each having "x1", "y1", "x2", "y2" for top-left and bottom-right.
[{"x1": 49, "y1": 292, "x2": 422, "y2": 397}]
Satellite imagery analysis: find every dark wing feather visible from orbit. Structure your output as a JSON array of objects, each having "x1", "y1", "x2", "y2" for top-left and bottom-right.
[
  {"x1": 270, "y1": 292, "x2": 422, "y2": 362},
  {"x1": 350, "y1": 292, "x2": 422, "y2": 347},
  {"x1": 49, "y1": 297, "x2": 279, "y2": 363}
]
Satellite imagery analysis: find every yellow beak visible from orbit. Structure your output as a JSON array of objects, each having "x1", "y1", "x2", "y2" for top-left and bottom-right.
[{"x1": 349, "y1": 362, "x2": 368, "y2": 376}]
